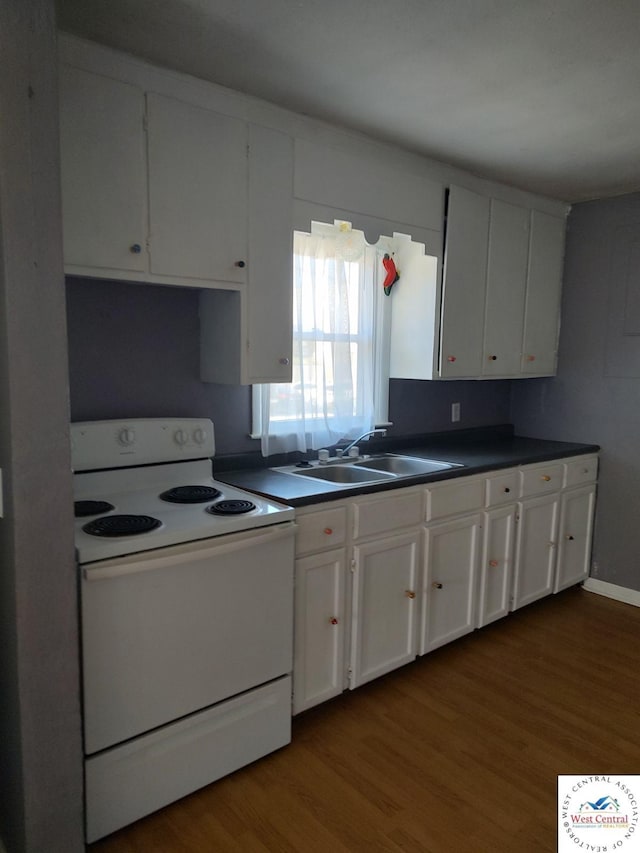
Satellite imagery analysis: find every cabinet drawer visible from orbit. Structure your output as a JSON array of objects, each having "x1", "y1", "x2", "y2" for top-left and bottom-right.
[
  {"x1": 296, "y1": 506, "x2": 347, "y2": 556},
  {"x1": 426, "y1": 477, "x2": 484, "y2": 520},
  {"x1": 564, "y1": 455, "x2": 598, "y2": 488},
  {"x1": 520, "y1": 463, "x2": 564, "y2": 497},
  {"x1": 353, "y1": 489, "x2": 423, "y2": 540},
  {"x1": 485, "y1": 470, "x2": 519, "y2": 507}
]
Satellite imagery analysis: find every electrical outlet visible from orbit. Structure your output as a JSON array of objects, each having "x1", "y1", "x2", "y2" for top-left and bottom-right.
[{"x1": 451, "y1": 402, "x2": 461, "y2": 423}]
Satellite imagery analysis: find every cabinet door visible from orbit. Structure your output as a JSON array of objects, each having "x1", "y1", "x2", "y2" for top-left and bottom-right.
[
  {"x1": 554, "y1": 485, "x2": 596, "y2": 593},
  {"x1": 512, "y1": 494, "x2": 559, "y2": 609},
  {"x1": 478, "y1": 506, "x2": 515, "y2": 627},
  {"x1": 59, "y1": 66, "x2": 147, "y2": 274},
  {"x1": 146, "y1": 93, "x2": 247, "y2": 284},
  {"x1": 350, "y1": 530, "x2": 420, "y2": 688},
  {"x1": 521, "y1": 210, "x2": 565, "y2": 375},
  {"x1": 439, "y1": 186, "x2": 489, "y2": 377},
  {"x1": 246, "y1": 124, "x2": 293, "y2": 383},
  {"x1": 482, "y1": 200, "x2": 529, "y2": 376},
  {"x1": 293, "y1": 549, "x2": 346, "y2": 714},
  {"x1": 420, "y1": 513, "x2": 481, "y2": 654}
]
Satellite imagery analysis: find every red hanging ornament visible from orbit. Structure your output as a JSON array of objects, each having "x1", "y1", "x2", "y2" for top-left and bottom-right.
[{"x1": 382, "y1": 253, "x2": 400, "y2": 295}]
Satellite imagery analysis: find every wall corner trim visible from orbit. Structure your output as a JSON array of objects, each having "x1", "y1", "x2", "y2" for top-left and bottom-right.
[{"x1": 582, "y1": 577, "x2": 640, "y2": 608}]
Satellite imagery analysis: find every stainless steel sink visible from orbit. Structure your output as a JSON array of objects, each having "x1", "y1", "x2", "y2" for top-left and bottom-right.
[
  {"x1": 290, "y1": 465, "x2": 396, "y2": 484},
  {"x1": 272, "y1": 452, "x2": 463, "y2": 486},
  {"x1": 353, "y1": 454, "x2": 462, "y2": 476}
]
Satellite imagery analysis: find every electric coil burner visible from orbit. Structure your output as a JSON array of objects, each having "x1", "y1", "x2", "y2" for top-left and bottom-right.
[
  {"x1": 83, "y1": 514, "x2": 162, "y2": 537},
  {"x1": 160, "y1": 485, "x2": 221, "y2": 503},
  {"x1": 75, "y1": 500, "x2": 115, "y2": 517},
  {"x1": 207, "y1": 499, "x2": 257, "y2": 515}
]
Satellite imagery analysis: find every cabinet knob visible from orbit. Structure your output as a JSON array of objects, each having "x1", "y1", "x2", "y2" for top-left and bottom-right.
[
  {"x1": 405, "y1": 590, "x2": 416, "y2": 599},
  {"x1": 329, "y1": 617, "x2": 339, "y2": 625},
  {"x1": 323, "y1": 528, "x2": 333, "y2": 535},
  {"x1": 431, "y1": 582, "x2": 443, "y2": 590},
  {"x1": 504, "y1": 487, "x2": 511, "y2": 493},
  {"x1": 235, "y1": 260, "x2": 246, "y2": 268},
  {"x1": 489, "y1": 559, "x2": 499, "y2": 567},
  {"x1": 279, "y1": 357, "x2": 290, "y2": 366},
  {"x1": 488, "y1": 355, "x2": 497, "y2": 361},
  {"x1": 565, "y1": 534, "x2": 575, "y2": 541},
  {"x1": 447, "y1": 356, "x2": 457, "y2": 363},
  {"x1": 130, "y1": 243, "x2": 142, "y2": 254},
  {"x1": 526, "y1": 354, "x2": 536, "y2": 362},
  {"x1": 541, "y1": 475, "x2": 551, "y2": 482}
]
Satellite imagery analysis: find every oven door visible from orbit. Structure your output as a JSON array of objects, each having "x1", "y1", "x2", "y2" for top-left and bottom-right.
[{"x1": 81, "y1": 521, "x2": 295, "y2": 755}]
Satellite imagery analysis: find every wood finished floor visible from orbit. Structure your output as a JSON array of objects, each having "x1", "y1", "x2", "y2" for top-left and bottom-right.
[{"x1": 89, "y1": 587, "x2": 640, "y2": 852}]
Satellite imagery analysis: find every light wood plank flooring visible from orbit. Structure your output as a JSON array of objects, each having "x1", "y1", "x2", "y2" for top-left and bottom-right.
[{"x1": 89, "y1": 587, "x2": 640, "y2": 852}]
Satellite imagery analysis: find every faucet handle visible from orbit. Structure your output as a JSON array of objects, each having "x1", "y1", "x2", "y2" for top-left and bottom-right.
[
  {"x1": 318, "y1": 449, "x2": 330, "y2": 463},
  {"x1": 347, "y1": 446, "x2": 360, "y2": 457}
]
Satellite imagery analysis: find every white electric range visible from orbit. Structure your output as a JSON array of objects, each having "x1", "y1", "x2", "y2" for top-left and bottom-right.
[{"x1": 72, "y1": 418, "x2": 295, "y2": 842}]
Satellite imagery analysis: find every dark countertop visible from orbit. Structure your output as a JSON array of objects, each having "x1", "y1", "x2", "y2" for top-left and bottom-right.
[{"x1": 213, "y1": 430, "x2": 599, "y2": 508}]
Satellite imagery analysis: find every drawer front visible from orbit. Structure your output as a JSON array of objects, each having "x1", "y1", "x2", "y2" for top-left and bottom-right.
[
  {"x1": 353, "y1": 488, "x2": 423, "y2": 540},
  {"x1": 296, "y1": 506, "x2": 347, "y2": 555},
  {"x1": 485, "y1": 470, "x2": 519, "y2": 507},
  {"x1": 564, "y1": 455, "x2": 599, "y2": 488},
  {"x1": 520, "y1": 463, "x2": 564, "y2": 497},
  {"x1": 426, "y1": 477, "x2": 484, "y2": 520}
]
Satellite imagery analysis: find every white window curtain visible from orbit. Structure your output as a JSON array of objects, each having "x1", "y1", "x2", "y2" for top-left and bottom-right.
[{"x1": 259, "y1": 228, "x2": 376, "y2": 457}]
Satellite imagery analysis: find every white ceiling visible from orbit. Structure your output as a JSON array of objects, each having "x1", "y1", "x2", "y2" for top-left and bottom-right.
[{"x1": 56, "y1": 0, "x2": 640, "y2": 203}]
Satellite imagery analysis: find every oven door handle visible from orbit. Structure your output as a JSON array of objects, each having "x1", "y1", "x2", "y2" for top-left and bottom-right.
[{"x1": 82, "y1": 521, "x2": 296, "y2": 581}]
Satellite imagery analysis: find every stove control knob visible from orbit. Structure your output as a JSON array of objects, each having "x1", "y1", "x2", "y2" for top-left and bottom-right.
[
  {"x1": 174, "y1": 429, "x2": 188, "y2": 446},
  {"x1": 192, "y1": 427, "x2": 207, "y2": 445},
  {"x1": 117, "y1": 427, "x2": 136, "y2": 447}
]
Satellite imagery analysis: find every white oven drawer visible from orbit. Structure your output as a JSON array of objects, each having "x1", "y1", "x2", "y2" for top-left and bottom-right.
[
  {"x1": 81, "y1": 522, "x2": 295, "y2": 755},
  {"x1": 85, "y1": 675, "x2": 291, "y2": 842}
]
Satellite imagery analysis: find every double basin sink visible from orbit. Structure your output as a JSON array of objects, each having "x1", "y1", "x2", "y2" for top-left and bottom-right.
[{"x1": 274, "y1": 453, "x2": 463, "y2": 486}]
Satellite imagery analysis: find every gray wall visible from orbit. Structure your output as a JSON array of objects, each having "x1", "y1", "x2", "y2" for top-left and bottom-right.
[
  {"x1": 511, "y1": 193, "x2": 640, "y2": 593},
  {"x1": 0, "y1": 2, "x2": 84, "y2": 852},
  {"x1": 66, "y1": 277, "x2": 512, "y2": 455}
]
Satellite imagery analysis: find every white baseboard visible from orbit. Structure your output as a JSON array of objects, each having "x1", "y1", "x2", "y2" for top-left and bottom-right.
[{"x1": 583, "y1": 577, "x2": 640, "y2": 607}]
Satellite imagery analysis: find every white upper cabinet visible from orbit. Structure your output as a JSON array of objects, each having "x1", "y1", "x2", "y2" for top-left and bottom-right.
[
  {"x1": 146, "y1": 93, "x2": 248, "y2": 285},
  {"x1": 521, "y1": 210, "x2": 565, "y2": 374},
  {"x1": 482, "y1": 199, "x2": 530, "y2": 376},
  {"x1": 59, "y1": 66, "x2": 148, "y2": 275},
  {"x1": 439, "y1": 186, "x2": 489, "y2": 378},
  {"x1": 390, "y1": 184, "x2": 566, "y2": 380}
]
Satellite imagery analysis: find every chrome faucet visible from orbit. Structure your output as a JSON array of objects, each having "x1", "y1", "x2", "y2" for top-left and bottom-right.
[{"x1": 340, "y1": 428, "x2": 387, "y2": 457}]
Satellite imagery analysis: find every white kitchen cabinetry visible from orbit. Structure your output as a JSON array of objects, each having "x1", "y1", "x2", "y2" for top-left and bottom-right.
[
  {"x1": 291, "y1": 453, "x2": 597, "y2": 712},
  {"x1": 350, "y1": 530, "x2": 420, "y2": 687},
  {"x1": 512, "y1": 493, "x2": 560, "y2": 610},
  {"x1": 60, "y1": 68, "x2": 248, "y2": 288},
  {"x1": 482, "y1": 200, "x2": 530, "y2": 376},
  {"x1": 420, "y1": 513, "x2": 482, "y2": 653},
  {"x1": 59, "y1": 66, "x2": 148, "y2": 275},
  {"x1": 293, "y1": 549, "x2": 346, "y2": 714},
  {"x1": 554, "y1": 485, "x2": 596, "y2": 593},
  {"x1": 199, "y1": 125, "x2": 294, "y2": 384},
  {"x1": 146, "y1": 93, "x2": 248, "y2": 285},
  {"x1": 438, "y1": 186, "x2": 489, "y2": 378},
  {"x1": 521, "y1": 210, "x2": 566, "y2": 374},
  {"x1": 478, "y1": 505, "x2": 516, "y2": 627},
  {"x1": 292, "y1": 504, "x2": 348, "y2": 714},
  {"x1": 391, "y1": 185, "x2": 566, "y2": 380}
]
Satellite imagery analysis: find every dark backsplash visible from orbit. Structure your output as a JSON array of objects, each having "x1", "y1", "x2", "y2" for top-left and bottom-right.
[{"x1": 65, "y1": 277, "x2": 512, "y2": 456}]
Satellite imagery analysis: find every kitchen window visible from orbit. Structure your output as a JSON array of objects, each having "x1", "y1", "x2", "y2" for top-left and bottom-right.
[{"x1": 253, "y1": 221, "x2": 393, "y2": 457}]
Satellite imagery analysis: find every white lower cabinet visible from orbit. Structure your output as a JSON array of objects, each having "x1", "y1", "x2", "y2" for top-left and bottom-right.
[
  {"x1": 512, "y1": 493, "x2": 560, "y2": 610},
  {"x1": 478, "y1": 505, "x2": 516, "y2": 627},
  {"x1": 350, "y1": 530, "x2": 420, "y2": 688},
  {"x1": 291, "y1": 454, "x2": 598, "y2": 713},
  {"x1": 420, "y1": 514, "x2": 482, "y2": 654},
  {"x1": 293, "y1": 549, "x2": 346, "y2": 714},
  {"x1": 554, "y1": 485, "x2": 596, "y2": 593}
]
